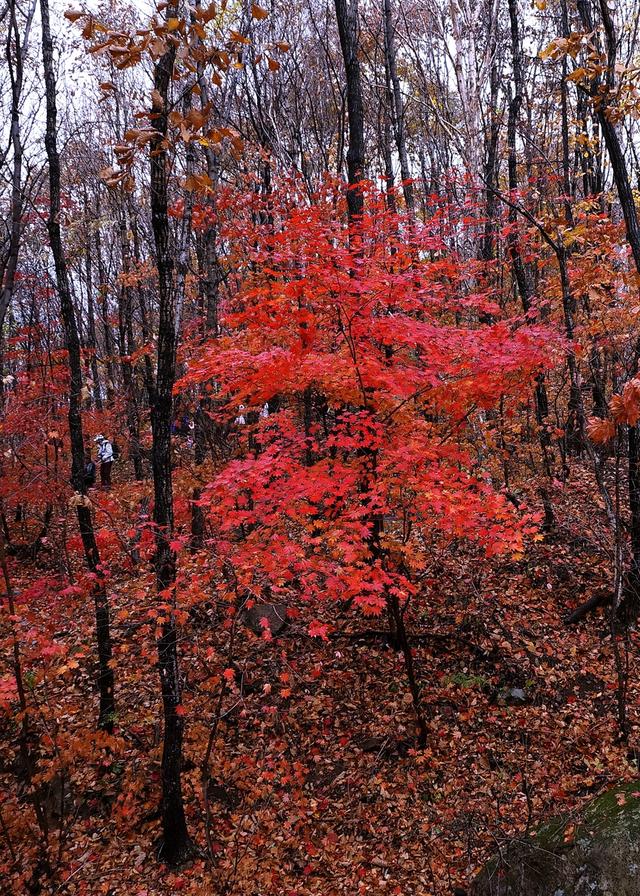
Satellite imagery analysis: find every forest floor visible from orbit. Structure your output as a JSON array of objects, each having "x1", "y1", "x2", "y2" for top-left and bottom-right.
[{"x1": 2, "y1": 459, "x2": 640, "y2": 896}]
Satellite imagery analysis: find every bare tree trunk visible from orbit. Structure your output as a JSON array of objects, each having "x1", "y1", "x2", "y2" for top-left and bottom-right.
[
  {"x1": 576, "y1": 0, "x2": 640, "y2": 271},
  {"x1": 0, "y1": 0, "x2": 36, "y2": 331},
  {"x1": 94, "y1": 188, "x2": 116, "y2": 402},
  {"x1": 83, "y1": 207, "x2": 103, "y2": 410},
  {"x1": 480, "y1": 8, "x2": 500, "y2": 271},
  {"x1": 380, "y1": 86, "x2": 398, "y2": 214},
  {"x1": 335, "y1": 0, "x2": 365, "y2": 223},
  {"x1": 148, "y1": 0, "x2": 194, "y2": 864},
  {"x1": 40, "y1": 0, "x2": 115, "y2": 732},
  {"x1": 129, "y1": 206, "x2": 156, "y2": 398},
  {"x1": 383, "y1": 0, "x2": 414, "y2": 216},
  {"x1": 507, "y1": 0, "x2": 554, "y2": 527},
  {"x1": 190, "y1": 9, "x2": 223, "y2": 547},
  {"x1": 117, "y1": 216, "x2": 143, "y2": 480},
  {"x1": 576, "y1": 0, "x2": 640, "y2": 587},
  {"x1": 0, "y1": 527, "x2": 51, "y2": 860}
]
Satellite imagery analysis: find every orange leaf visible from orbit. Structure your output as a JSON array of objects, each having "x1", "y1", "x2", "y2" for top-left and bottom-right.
[{"x1": 587, "y1": 416, "x2": 616, "y2": 444}]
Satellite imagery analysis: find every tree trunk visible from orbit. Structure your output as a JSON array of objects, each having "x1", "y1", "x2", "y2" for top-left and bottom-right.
[
  {"x1": 190, "y1": 0, "x2": 221, "y2": 549},
  {"x1": 335, "y1": 0, "x2": 365, "y2": 223},
  {"x1": 94, "y1": 189, "x2": 117, "y2": 402},
  {"x1": 148, "y1": 1, "x2": 194, "y2": 864},
  {"x1": 576, "y1": 0, "x2": 640, "y2": 586},
  {"x1": 382, "y1": 0, "x2": 414, "y2": 216},
  {"x1": 628, "y1": 426, "x2": 640, "y2": 590},
  {"x1": 380, "y1": 89, "x2": 397, "y2": 214},
  {"x1": 40, "y1": 0, "x2": 115, "y2": 732},
  {"x1": 506, "y1": 0, "x2": 554, "y2": 516},
  {"x1": 576, "y1": 0, "x2": 640, "y2": 271},
  {"x1": 83, "y1": 211, "x2": 103, "y2": 410},
  {"x1": 480, "y1": 18, "x2": 500, "y2": 272},
  {"x1": 0, "y1": 1, "x2": 36, "y2": 331},
  {"x1": 118, "y1": 216, "x2": 144, "y2": 480}
]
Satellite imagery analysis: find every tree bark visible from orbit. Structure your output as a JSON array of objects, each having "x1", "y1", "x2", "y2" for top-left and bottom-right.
[
  {"x1": 506, "y1": 0, "x2": 553, "y2": 521},
  {"x1": 40, "y1": 0, "x2": 115, "y2": 732},
  {"x1": 383, "y1": 0, "x2": 414, "y2": 216},
  {"x1": 148, "y1": 0, "x2": 194, "y2": 863},
  {"x1": 576, "y1": 0, "x2": 640, "y2": 271},
  {"x1": 335, "y1": 0, "x2": 365, "y2": 223},
  {"x1": 0, "y1": 0, "x2": 36, "y2": 331},
  {"x1": 117, "y1": 215, "x2": 144, "y2": 480},
  {"x1": 83, "y1": 205, "x2": 103, "y2": 410},
  {"x1": 576, "y1": 0, "x2": 640, "y2": 587},
  {"x1": 94, "y1": 188, "x2": 117, "y2": 402}
]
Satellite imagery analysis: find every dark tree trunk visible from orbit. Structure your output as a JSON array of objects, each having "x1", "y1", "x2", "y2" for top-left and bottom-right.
[
  {"x1": 148, "y1": 1, "x2": 194, "y2": 864},
  {"x1": 118, "y1": 217, "x2": 144, "y2": 480},
  {"x1": 0, "y1": 527, "x2": 51, "y2": 869},
  {"x1": 40, "y1": 0, "x2": 115, "y2": 732},
  {"x1": 506, "y1": 0, "x2": 528, "y2": 308},
  {"x1": 560, "y1": 0, "x2": 575, "y2": 226},
  {"x1": 387, "y1": 592, "x2": 428, "y2": 747},
  {"x1": 83, "y1": 212, "x2": 103, "y2": 410},
  {"x1": 577, "y1": 0, "x2": 640, "y2": 585},
  {"x1": 558, "y1": 248, "x2": 584, "y2": 455},
  {"x1": 94, "y1": 189, "x2": 117, "y2": 402},
  {"x1": 190, "y1": 9, "x2": 222, "y2": 548},
  {"x1": 383, "y1": 0, "x2": 414, "y2": 216},
  {"x1": 381, "y1": 91, "x2": 397, "y2": 214},
  {"x1": 576, "y1": 0, "x2": 640, "y2": 271},
  {"x1": 628, "y1": 426, "x2": 640, "y2": 590},
  {"x1": 190, "y1": 232, "x2": 222, "y2": 548},
  {"x1": 129, "y1": 206, "x2": 156, "y2": 398},
  {"x1": 335, "y1": 0, "x2": 365, "y2": 223},
  {"x1": 507, "y1": 0, "x2": 554, "y2": 517},
  {"x1": 597, "y1": 85, "x2": 640, "y2": 270},
  {"x1": 481, "y1": 50, "x2": 500, "y2": 270},
  {"x1": 576, "y1": 91, "x2": 603, "y2": 197},
  {"x1": 0, "y1": 1, "x2": 35, "y2": 331}
]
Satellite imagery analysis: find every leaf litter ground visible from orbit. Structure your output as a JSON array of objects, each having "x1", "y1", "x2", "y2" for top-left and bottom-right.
[{"x1": 1, "y1": 463, "x2": 639, "y2": 895}]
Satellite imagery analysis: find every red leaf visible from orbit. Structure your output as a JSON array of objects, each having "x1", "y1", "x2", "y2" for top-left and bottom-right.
[{"x1": 308, "y1": 620, "x2": 330, "y2": 640}]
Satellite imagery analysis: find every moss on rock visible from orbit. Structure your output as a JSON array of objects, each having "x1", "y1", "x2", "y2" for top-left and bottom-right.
[{"x1": 471, "y1": 782, "x2": 640, "y2": 896}]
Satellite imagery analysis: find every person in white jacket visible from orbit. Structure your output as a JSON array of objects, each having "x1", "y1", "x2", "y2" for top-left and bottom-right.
[{"x1": 94, "y1": 435, "x2": 114, "y2": 489}]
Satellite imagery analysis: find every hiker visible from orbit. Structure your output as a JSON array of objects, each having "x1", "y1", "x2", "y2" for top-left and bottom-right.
[
  {"x1": 94, "y1": 434, "x2": 114, "y2": 489},
  {"x1": 185, "y1": 416, "x2": 195, "y2": 448},
  {"x1": 172, "y1": 414, "x2": 191, "y2": 437},
  {"x1": 83, "y1": 452, "x2": 96, "y2": 489},
  {"x1": 259, "y1": 402, "x2": 269, "y2": 419},
  {"x1": 235, "y1": 405, "x2": 246, "y2": 425}
]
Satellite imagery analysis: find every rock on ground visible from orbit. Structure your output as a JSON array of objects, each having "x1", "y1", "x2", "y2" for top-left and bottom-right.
[{"x1": 471, "y1": 781, "x2": 640, "y2": 896}]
